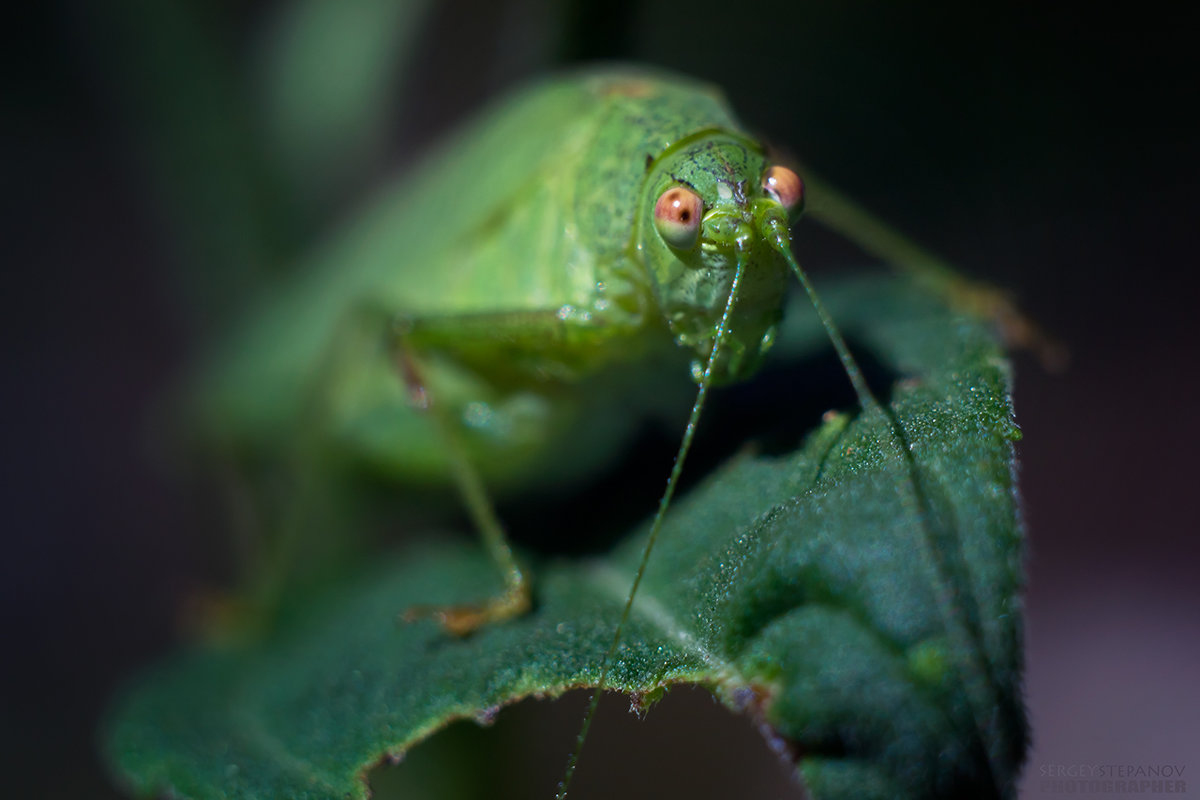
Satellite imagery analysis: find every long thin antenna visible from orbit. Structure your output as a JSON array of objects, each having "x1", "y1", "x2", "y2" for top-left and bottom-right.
[
  {"x1": 554, "y1": 244, "x2": 749, "y2": 800},
  {"x1": 764, "y1": 218, "x2": 880, "y2": 412}
]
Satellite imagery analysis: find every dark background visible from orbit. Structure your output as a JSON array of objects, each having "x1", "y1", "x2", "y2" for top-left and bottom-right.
[{"x1": 3, "y1": 2, "x2": 1197, "y2": 798}]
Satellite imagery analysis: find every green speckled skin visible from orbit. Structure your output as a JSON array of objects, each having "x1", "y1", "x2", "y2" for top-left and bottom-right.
[{"x1": 203, "y1": 67, "x2": 798, "y2": 489}]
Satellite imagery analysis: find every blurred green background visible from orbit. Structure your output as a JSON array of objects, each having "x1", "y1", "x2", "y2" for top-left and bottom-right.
[{"x1": 3, "y1": 2, "x2": 1197, "y2": 798}]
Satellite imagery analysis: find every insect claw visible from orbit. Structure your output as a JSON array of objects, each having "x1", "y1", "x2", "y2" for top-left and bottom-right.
[
  {"x1": 399, "y1": 582, "x2": 531, "y2": 637},
  {"x1": 399, "y1": 603, "x2": 486, "y2": 637},
  {"x1": 947, "y1": 281, "x2": 1069, "y2": 371}
]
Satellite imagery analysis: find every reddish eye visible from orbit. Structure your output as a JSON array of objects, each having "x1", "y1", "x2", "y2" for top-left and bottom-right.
[
  {"x1": 762, "y1": 165, "x2": 804, "y2": 214},
  {"x1": 653, "y1": 186, "x2": 704, "y2": 249}
]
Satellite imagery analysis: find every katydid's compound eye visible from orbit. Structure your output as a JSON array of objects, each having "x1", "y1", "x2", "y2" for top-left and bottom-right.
[
  {"x1": 762, "y1": 166, "x2": 804, "y2": 214},
  {"x1": 653, "y1": 186, "x2": 703, "y2": 249}
]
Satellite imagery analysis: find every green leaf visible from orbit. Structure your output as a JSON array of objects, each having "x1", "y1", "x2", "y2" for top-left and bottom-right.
[{"x1": 104, "y1": 276, "x2": 1027, "y2": 800}]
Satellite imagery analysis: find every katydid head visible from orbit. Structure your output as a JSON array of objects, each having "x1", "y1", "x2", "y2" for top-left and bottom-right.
[{"x1": 639, "y1": 133, "x2": 806, "y2": 385}]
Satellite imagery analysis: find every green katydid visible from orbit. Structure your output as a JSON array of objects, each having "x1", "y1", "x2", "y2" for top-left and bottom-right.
[{"x1": 198, "y1": 65, "x2": 1028, "y2": 795}]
